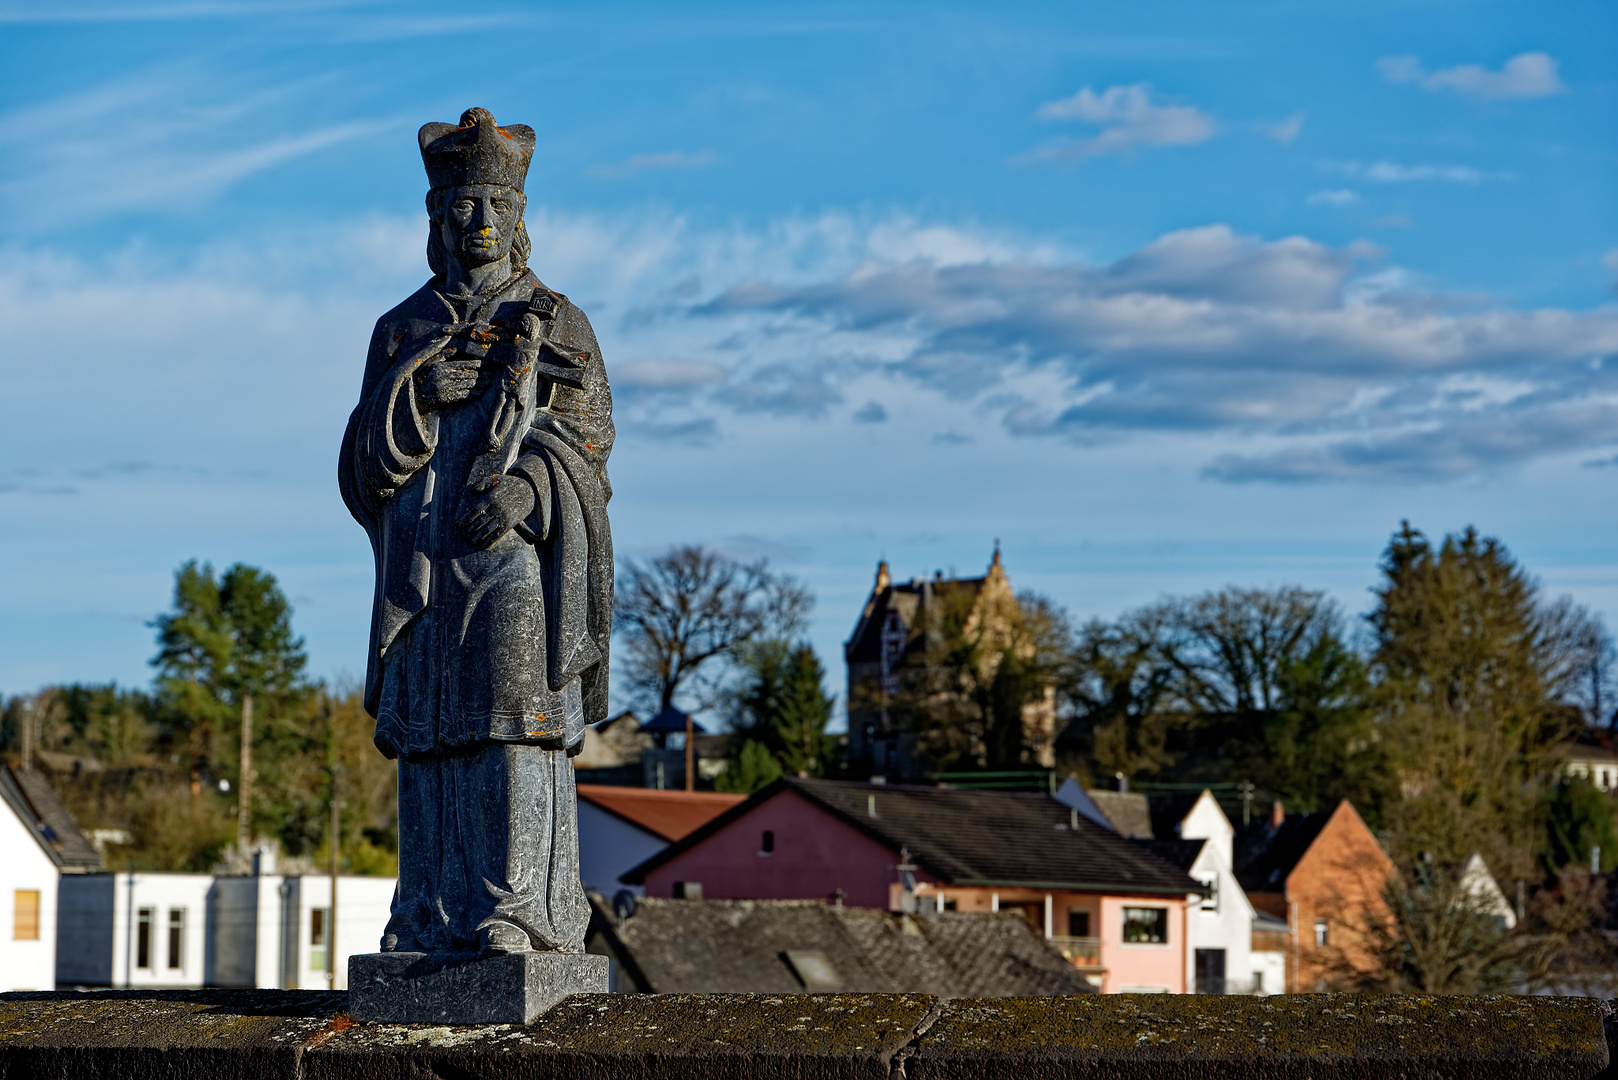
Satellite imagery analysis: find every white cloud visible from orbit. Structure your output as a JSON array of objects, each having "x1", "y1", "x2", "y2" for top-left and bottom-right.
[
  {"x1": 588, "y1": 150, "x2": 721, "y2": 179},
  {"x1": 1264, "y1": 112, "x2": 1306, "y2": 144},
  {"x1": 1026, "y1": 83, "x2": 1215, "y2": 161},
  {"x1": 1376, "y1": 55, "x2": 1425, "y2": 84},
  {"x1": 614, "y1": 359, "x2": 728, "y2": 391},
  {"x1": 1307, "y1": 189, "x2": 1359, "y2": 206},
  {"x1": 1376, "y1": 51, "x2": 1568, "y2": 100},
  {"x1": 1603, "y1": 249, "x2": 1618, "y2": 274},
  {"x1": 1337, "y1": 160, "x2": 1491, "y2": 184}
]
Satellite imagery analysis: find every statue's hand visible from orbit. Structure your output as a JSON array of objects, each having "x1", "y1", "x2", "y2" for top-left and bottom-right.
[
  {"x1": 414, "y1": 355, "x2": 490, "y2": 409},
  {"x1": 457, "y1": 474, "x2": 537, "y2": 548}
]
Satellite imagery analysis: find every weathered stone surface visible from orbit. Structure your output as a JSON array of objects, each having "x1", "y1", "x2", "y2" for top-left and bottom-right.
[
  {"x1": 310, "y1": 992, "x2": 931, "y2": 1080},
  {"x1": 910, "y1": 993, "x2": 1611, "y2": 1080},
  {"x1": 0, "y1": 989, "x2": 347, "y2": 1080},
  {"x1": 0, "y1": 990, "x2": 1609, "y2": 1080},
  {"x1": 348, "y1": 950, "x2": 608, "y2": 1025}
]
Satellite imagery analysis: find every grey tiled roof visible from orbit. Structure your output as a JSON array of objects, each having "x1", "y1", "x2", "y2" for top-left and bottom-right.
[
  {"x1": 1084, "y1": 790, "x2": 1154, "y2": 839},
  {"x1": 589, "y1": 896, "x2": 1094, "y2": 995},
  {"x1": 1, "y1": 766, "x2": 103, "y2": 871}
]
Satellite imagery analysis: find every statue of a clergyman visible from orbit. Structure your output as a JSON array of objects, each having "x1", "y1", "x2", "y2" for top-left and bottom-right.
[{"x1": 339, "y1": 107, "x2": 612, "y2": 962}]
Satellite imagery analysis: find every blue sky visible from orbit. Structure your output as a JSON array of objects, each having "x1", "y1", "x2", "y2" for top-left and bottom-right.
[{"x1": 1, "y1": 0, "x2": 1615, "y2": 724}]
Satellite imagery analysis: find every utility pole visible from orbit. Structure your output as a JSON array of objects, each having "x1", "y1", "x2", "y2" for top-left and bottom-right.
[
  {"x1": 328, "y1": 770, "x2": 340, "y2": 989},
  {"x1": 19, "y1": 696, "x2": 33, "y2": 772},
  {"x1": 684, "y1": 711, "x2": 695, "y2": 792},
  {"x1": 237, "y1": 694, "x2": 253, "y2": 851}
]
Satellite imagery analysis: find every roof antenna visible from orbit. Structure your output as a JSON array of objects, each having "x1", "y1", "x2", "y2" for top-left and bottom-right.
[{"x1": 991, "y1": 538, "x2": 1001, "y2": 569}]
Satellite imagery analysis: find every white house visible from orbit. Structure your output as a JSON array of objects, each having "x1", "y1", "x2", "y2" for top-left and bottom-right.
[
  {"x1": 1056, "y1": 780, "x2": 1264, "y2": 995},
  {"x1": 1, "y1": 766, "x2": 101, "y2": 991},
  {"x1": 1561, "y1": 745, "x2": 1618, "y2": 793},
  {"x1": 1458, "y1": 852, "x2": 1517, "y2": 931},
  {"x1": 57, "y1": 856, "x2": 396, "y2": 991},
  {"x1": 1151, "y1": 790, "x2": 1258, "y2": 995},
  {"x1": 57, "y1": 872, "x2": 213, "y2": 988}
]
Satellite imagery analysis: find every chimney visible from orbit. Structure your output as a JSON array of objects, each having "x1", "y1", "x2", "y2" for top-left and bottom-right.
[
  {"x1": 991, "y1": 539, "x2": 1002, "y2": 570},
  {"x1": 1270, "y1": 799, "x2": 1285, "y2": 831},
  {"x1": 1115, "y1": 772, "x2": 1128, "y2": 794},
  {"x1": 875, "y1": 560, "x2": 891, "y2": 592}
]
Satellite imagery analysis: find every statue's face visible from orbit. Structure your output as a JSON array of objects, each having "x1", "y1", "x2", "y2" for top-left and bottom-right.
[{"x1": 438, "y1": 184, "x2": 525, "y2": 267}]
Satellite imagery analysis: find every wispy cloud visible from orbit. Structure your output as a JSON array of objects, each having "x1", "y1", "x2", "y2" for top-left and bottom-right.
[
  {"x1": 1262, "y1": 112, "x2": 1306, "y2": 144},
  {"x1": 1307, "y1": 189, "x2": 1359, "y2": 207},
  {"x1": 1021, "y1": 83, "x2": 1215, "y2": 162},
  {"x1": 1377, "y1": 51, "x2": 1568, "y2": 100},
  {"x1": 1334, "y1": 160, "x2": 1495, "y2": 184},
  {"x1": 0, "y1": 64, "x2": 399, "y2": 222},
  {"x1": 0, "y1": 0, "x2": 358, "y2": 23},
  {"x1": 589, "y1": 150, "x2": 722, "y2": 179}
]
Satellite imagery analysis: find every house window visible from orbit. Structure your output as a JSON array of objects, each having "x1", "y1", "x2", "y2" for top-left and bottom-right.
[
  {"x1": 1252, "y1": 970, "x2": 1264, "y2": 993},
  {"x1": 761, "y1": 830, "x2": 775, "y2": 855},
  {"x1": 1122, "y1": 906, "x2": 1169, "y2": 944},
  {"x1": 673, "y1": 881, "x2": 703, "y2": 900},
  {"x1": 310, "y1": 908, "x2": 329, "y2": 972},
  {"x1": 13, "y1": 890, "x2": 40, "y2": 941},
  {"x1": 167, "y1": 908, "x2": 185, "y2": 970},
  {"x1": 136, "y1": 907, "x2": 154, "y2": 969},
  {"x1": 1198, "y1": 873, "x2": 1219, "y2": 913},
  {"x1": 1314, "y1": 918, "x2": 1329, "y2": 947},
  {"x1": 1067, "y1": 909, "x2": 1091, "y2": 938}
]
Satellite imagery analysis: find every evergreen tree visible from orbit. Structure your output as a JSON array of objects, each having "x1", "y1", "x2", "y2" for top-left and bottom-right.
[
  {"x1": 715, "y1": 740, "x2": 784, "y2": 795},
  {"x1": 150, "y1": 561, "x2": 311, "y2": 848},
  {"x1": 1543, "y1": 775, "x2": 1618, "y2": 874},
  {"x1": 1370, "y1": 522, "x2": 1602, "y2": 876},
  {"x1": 726, "y1": 639, "x2": 835, "y2": 780}
]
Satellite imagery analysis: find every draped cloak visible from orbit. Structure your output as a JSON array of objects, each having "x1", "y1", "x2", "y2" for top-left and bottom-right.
[
  {"x1": 337, "y1": 269, "x2": 612, "y2": 953},
  {"x1": 339, "y1": 270, "x2": 614, "y2": 758}
]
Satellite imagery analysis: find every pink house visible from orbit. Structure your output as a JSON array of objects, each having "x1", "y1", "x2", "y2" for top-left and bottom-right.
[{"x1": 622, "y1": 778, "x2": 1201, "y2": 993}]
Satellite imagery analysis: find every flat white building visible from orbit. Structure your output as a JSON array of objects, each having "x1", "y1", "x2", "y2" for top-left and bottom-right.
[
  {"x1": 57, "y1": 858, "x2": 396, "y2": 991},
  {"x1": 0, "y1": 766, "x2": 102, "y2": 991},
  {"x1": 57, "y1": 872, "x2": 213, "y2": 988}
]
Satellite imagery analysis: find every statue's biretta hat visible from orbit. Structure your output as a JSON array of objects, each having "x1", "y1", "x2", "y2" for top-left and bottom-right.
[{"x1": 419, "y1": 107, "x2": 535, "y2": 192}]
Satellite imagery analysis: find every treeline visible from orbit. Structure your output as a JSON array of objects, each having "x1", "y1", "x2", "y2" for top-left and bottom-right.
[
  {"x1": 1056, "y1": 523, "x2": 1610, "y2": 884},
  {"x1": 0, "y1": 561, "x2": 396, "y2": 875}
]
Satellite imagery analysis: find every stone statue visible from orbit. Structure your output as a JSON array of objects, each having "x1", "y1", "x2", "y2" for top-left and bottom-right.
[{"x1": 341, "y1": 107, "x2": 612, "y2": 1022}]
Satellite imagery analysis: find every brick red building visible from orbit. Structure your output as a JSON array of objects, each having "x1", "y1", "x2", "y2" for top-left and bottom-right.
[{"x1": 1235, "y1": 800, "x2": 1393, "y2": 992}]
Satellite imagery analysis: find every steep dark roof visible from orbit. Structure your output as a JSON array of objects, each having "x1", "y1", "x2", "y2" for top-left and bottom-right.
[
  {"x1": 1146, "y1": 792, "x2": 1202, "y2": 841},
  {"x1": 588, "y1": 897, "x2": 1094, "y2": 996},
  {"x1": 1137, "y1": 838, "x2": 1207, "y2": 873},
  {"x1": 1234, "y1": 811, "x2": 1333, "y2": 894},
  {"x1": 625, "y1": 778, "x2": 1201, "y2": 896},
  {"x1": 639, "y1": 706, "x2": 707, "y2": 734},
  {"x1": 0, "y1": 766, "x2": 102, "y2": 872}
]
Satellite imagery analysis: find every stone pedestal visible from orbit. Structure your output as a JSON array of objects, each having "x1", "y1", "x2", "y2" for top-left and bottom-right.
[{"x1": 348, "y1": 951, "x2": 608, "y2": 1024}]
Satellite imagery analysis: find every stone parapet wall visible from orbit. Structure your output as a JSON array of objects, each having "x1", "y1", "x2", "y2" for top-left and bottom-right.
[{"x1": 0, "y1": 989, "x2": 1613, "y2": 1079}]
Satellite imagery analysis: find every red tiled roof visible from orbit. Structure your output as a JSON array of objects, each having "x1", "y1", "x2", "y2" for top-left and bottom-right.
[{"x1": 577, "y1": 784, "x2": 746, "y2": 842}]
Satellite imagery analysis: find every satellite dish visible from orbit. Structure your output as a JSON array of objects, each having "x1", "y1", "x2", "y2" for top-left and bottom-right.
[{"x1": 612, "y1": 890, "x2": 638, "y2": 921}]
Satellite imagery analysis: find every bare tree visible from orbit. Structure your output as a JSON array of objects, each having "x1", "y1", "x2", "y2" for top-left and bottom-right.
[{"x1": 614, "y1": 546, "x2": 811, "y2": 716}]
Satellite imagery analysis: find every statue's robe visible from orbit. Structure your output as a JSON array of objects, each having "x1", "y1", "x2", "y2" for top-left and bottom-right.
[{"x1": 338, "y1": 268, "x2": 612, "y2": 953}]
